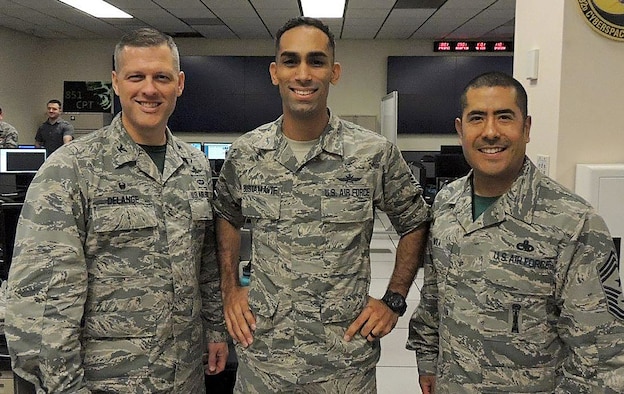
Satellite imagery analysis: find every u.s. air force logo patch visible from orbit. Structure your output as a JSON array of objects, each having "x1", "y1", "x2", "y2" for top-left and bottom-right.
[
  {"x1": 577, "y1": 0, "x2": 624, "y2": 41},
  {"x1": 599, "y1": 250, "x2": 624, "y2": 320}
]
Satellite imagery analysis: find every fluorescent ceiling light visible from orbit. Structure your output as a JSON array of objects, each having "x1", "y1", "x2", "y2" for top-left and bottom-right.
[
  {"x1": 59, "y1": 0, "x2": 133, "y2": 18},
  {"x1": 301, "y1": 0, "x2": 345, "y2": 18}
]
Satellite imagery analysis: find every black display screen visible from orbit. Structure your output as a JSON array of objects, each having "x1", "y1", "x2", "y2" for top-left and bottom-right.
[
  {"x1": 387, "y1": 56, "x2": 513, "y2": 134},
  {"x1": 114, "y1": 56, "x2": 282, "y2": 133}
]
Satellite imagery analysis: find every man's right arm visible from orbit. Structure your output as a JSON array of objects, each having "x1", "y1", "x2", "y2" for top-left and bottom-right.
[
  {"x1": 216, "y1": 217, "x2": 256, "y2": 347},
  {"x1": 406, "y1": 245, "x2": 440, "y2": 379},
  {"x1": 5, "y1": 152, "x2": 90, "y2": 393},
  {"x1": 34, "y1": 126, "x2": 43, "y2": 148}
]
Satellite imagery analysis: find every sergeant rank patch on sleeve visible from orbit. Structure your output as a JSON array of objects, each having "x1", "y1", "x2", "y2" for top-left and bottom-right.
[{"x1": 599, "y1": 250, "x2": 624, "y2": 320}]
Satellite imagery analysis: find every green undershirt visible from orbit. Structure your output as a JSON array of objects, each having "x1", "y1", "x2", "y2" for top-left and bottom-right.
[
  {"x1": 473, "y1": 194, "x2": 500, "y2": 220},
  {"x1": 139, "y1": 143, "x2": 167, "y2": 174}
]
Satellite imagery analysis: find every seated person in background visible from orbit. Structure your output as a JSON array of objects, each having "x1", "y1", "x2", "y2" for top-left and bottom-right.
[
  {"x1": 408, "y1": 71, "x2": 624, "y2": 393},
  {"x1": 0, "y1": 106, "x2": 18, "y2": 148}
]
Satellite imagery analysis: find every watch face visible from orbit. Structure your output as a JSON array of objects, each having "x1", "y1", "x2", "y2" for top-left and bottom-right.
[{"x1": 383, "y1": 291, "x2": 407, "y2": 315}]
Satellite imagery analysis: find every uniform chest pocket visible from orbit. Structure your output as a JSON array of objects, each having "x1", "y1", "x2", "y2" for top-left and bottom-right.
[
  {"x1": 189, "y1": 198, "x2": 213, "y2": 221},
  {"x1": 480, "y1": 252, "x2": 556, "y2": 346},
  {"x1": 241, "y1": 186, "x2": 281, "y2": 220},
  {"x1": 93, "y1": 204, "x2": 158, "y2": 232},
  {"x1": 321, "y1": 183, "x2": 373, "y2": 223}
]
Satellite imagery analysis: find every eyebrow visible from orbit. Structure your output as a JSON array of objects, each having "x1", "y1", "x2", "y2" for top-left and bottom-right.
[
  {"x1": 466, "y1": 108, "x2": 516, "y2": 117},
  {"x1": 279, "y1": 51, "x2": 329, "y2": 60}
]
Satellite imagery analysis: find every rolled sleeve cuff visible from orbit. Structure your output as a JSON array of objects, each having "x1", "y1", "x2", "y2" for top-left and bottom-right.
[
  {"x1": 206, "y1": 329, "x2": 230, "y2": 344},
  {"x1": 416, "y1": 358, "x2": 437, "y2": 376}
]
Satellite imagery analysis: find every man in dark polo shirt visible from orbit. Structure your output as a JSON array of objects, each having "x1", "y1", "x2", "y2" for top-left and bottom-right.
[{"x1": 35, "y1": 99, "x2": 74, "y2": 156}]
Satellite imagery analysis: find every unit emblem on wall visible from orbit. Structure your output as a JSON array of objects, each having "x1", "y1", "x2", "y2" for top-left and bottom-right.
[
  {"x1": 63, "y1": 81, "x2": 113, "y2": 113},
  {"x1": 577, "y1": 0, "x2": 624, "y2": 41}
]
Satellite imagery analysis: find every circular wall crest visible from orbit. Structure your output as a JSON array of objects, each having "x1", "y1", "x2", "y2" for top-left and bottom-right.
[{"x1": 577, "y1": 0, "x2": 624, "y2": 41}]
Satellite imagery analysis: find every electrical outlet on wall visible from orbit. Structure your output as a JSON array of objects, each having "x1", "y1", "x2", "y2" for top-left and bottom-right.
[{"x1": 536, "y1": 154, "x2": 550, "y2": 176}]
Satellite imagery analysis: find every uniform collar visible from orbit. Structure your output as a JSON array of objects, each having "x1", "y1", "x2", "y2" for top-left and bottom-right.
[
  {"x1": 252, "y1": 109, "x2": 344, "y2": 171},
  {"x1": 446, "y1": 158, "x2": 541, "y2": 233},
  {"x1": 109, "y1": 113, "x2": 188, "y2": 178}
]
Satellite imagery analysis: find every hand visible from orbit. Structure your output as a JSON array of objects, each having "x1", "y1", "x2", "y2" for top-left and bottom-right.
[
  {"x1": 204, "y1": 342, "x2": 229, "y2": 375},
  {"x1": 222, "y1": 285, "x2": 256, "y2": 347},
  {"x1": 343, "y1": 296, "x2": 398, "y2": 342},
  {"x1": 419, "y1": 374, "x2": 436, "y2": 394}
]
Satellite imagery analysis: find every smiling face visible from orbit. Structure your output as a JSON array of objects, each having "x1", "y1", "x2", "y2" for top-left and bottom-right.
[
  {"x1": 269, "y1": 25, "x2": 341, "y2": 124},
  {"x1": 112, "y1": 43, "x2": 184, "y2": 144},
  {"x1": 455, "y1": 85, "x2": 531, "y2": 196},
  {"x1": 46, "y1": 102, "x2": 62, "y2": 122}
]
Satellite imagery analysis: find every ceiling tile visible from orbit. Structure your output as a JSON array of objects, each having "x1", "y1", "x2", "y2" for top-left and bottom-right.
[{"x1": 0, "y1": 0, "x2": 516, "y2": 40}]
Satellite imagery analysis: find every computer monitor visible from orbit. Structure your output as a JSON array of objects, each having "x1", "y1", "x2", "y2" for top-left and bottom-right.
[
  {"x1": 203, "y1": 143, "x2": 231, "y2": 160},
  {"x1": 0, "y1": 148, "x2": 47, "y2": 174},
  {"x1": 440, "y1": 145, "x2": 463, "y2": 155},
  {"x1": 0, "y1": 201, "x2": 23, "y2": 280},
  {"x1": 188, "y1": 142, "x2": 202, "y2": 151}
]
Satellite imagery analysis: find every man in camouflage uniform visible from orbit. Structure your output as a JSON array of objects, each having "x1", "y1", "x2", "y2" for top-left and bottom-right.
[
  {"x1": 407, "y1": 71, "x2": 624, "y2": 393},
  {"x1": 0, "y1": 106, "x2": 18, "y2": 148},
  {"x1": 5, "y1": 28, "x2": 228, "y2": 393},
  {"x1": 213, "y1": 17, "x2": 429, "y2": 393}
]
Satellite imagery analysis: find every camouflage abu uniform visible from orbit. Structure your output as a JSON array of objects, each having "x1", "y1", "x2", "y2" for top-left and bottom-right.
[
  {"x1": 6, "y1": 113, "x2": 227, "y2": 393},
  {"x1": 214, "y1": 112, "x2": 429, "y2": 384},
  {"x1": 0, "y1": 120, "x2": 18, "y2": 148},
  {"x1": 407, "y1": 159, "x2": 624, "y2": 393}
]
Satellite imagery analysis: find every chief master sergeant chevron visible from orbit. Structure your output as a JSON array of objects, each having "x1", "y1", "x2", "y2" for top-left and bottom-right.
[
  {"x1": 213, "y1": 16, "x2": 430, "y2": 393},
  {"x1": 407, "y1": 71, "x2": 624, "y2": 393},
  {"x1": 5, "y1": 28, "x2": 228, "y2": 393}
]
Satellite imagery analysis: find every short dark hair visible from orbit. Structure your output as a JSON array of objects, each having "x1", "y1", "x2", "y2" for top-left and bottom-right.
[
  {"x1": 114, "y1": 27, "x2": 180, "y2": 72},
  {"x1": 275, "y1": 17, "x2": 336, "y2": 60},
  {"x1": 460, "y1": 71, "x2": 528, "y2": 119},
  {"x1": 47, "y1": 99, "x2": 62, "y2": 108}
]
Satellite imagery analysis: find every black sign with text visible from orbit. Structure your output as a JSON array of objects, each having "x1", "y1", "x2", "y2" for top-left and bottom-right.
[{"x1": 63, "y1": 81, "x2": 113, "y2": 113}]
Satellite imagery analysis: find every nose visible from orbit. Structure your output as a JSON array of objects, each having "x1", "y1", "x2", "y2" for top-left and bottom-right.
[
  {"x1": 141, "y1": 77, "x2": 159, "y2": 95},
  {"x1": 482, "y1": 116, "x2": 500, "y2": 140},
  {"x1": 295, "y1": 64, "x2": 312, "y2": 82}
]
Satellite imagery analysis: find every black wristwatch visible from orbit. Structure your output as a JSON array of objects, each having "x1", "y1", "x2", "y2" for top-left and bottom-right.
[{"x1": 381, "y1": 290, "x2": 407, "y2": 316}]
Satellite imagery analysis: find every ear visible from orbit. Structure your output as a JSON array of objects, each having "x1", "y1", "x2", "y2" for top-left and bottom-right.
[
  {"x1": 454, "y1": 117, "x2": 463, "y2": 139},
  {"x1": 177, "y1": 71, "x2": 185, "y2": 97},
  {"x1": 330, "y1": 62, "x2": 342, "y2": 85},
  {"x1": 524, "y1": 115, "x2": 531, "y2": 143},
  {"x1": 269, "y1": 62, "x2": 278, "y2": 86},
  {"x1": 112, "y1": 71, "x2": 119, "y2": 96}
]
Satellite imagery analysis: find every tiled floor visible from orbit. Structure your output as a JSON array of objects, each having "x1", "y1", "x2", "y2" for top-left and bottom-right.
[{"x1": 371, "y1": 212, "x2": 423, "y2": 394}]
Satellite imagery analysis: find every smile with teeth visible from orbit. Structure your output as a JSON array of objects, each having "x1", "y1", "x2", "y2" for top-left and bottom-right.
[
  {"x1": 480, "y1": 147, "x2": 505, "y2": 154},
  {"x1": 139, "y1": 101, "x2": 160, "y2": 108},
  {"x1": 292, "y1": 88, "x2": 315, "y2": 96}
]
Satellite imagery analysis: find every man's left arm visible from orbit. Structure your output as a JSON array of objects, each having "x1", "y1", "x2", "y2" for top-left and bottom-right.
[
  {"x1": 199, "y1": 165, "x2": 229, "y2": 374},
  {"x1": 6, "y1": 124, "x2": 18, "y2": 148},
  {"x1": 63, "y1": 121, "x2": 74, "y2": 144},
  {"x1": 344, "y1": 142, "x2": 430, "y2": 341},
  {"x1": 557, "y1": 212, "x2": 624, "y2": 392}
]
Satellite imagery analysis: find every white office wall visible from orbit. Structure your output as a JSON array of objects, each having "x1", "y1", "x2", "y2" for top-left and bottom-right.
[
  {"x1": 515, "y1": 0, "x2": 624, "y2": 189},
  {"x1": 0, "y1": 28, "x2": 41, "y2": 137}
]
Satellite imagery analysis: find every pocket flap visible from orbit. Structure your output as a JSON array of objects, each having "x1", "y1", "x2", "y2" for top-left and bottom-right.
[{"x1": 93, "y1": 204, "x2": 157, "y2": 232}]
